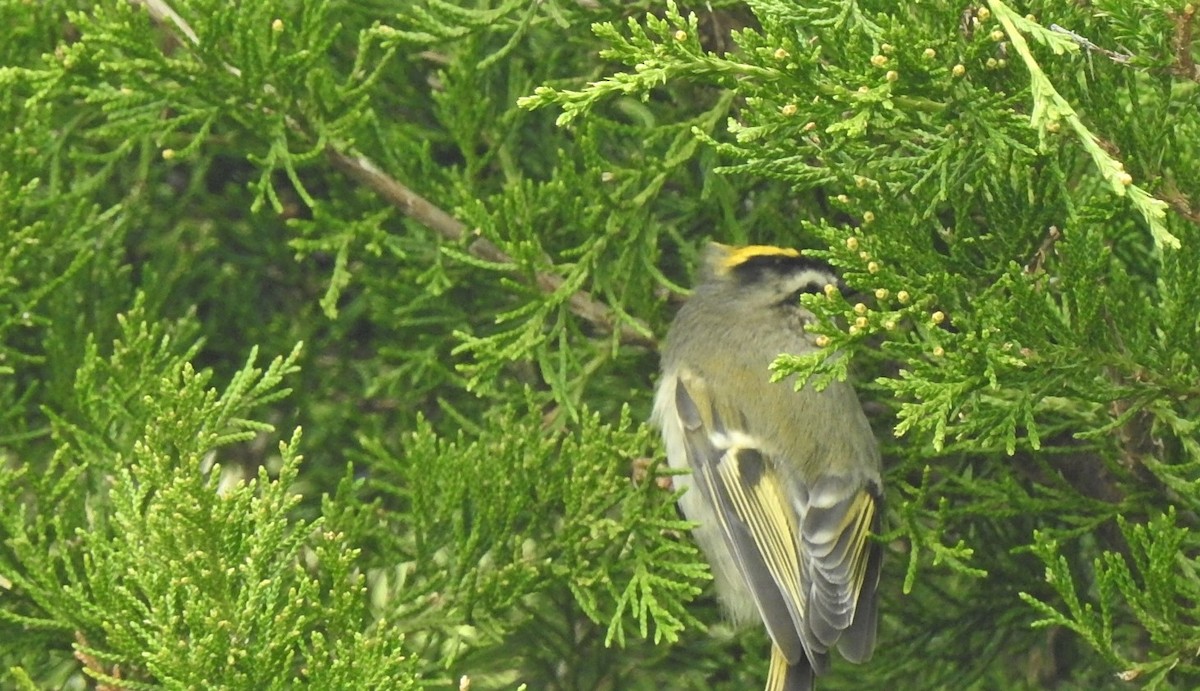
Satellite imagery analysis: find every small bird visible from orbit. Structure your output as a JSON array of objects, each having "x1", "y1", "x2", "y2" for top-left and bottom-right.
[{"x1": 651, "y1": 243, "x2": 883, "y2": 691}]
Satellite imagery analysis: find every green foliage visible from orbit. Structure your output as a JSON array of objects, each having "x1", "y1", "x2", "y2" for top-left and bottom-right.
[
  {"x1": 328, "y1": 399, "x2": 706, "y2": 687},
  {"x1": 1022, "y1": 509, "x2": 1200, "y2": 689},
  {"x1": 3, "y1": 0, "x2": 1200, "y2": 689},
  {"x1": 0, "y1": 299, "x2": 414, "y2": 688}
]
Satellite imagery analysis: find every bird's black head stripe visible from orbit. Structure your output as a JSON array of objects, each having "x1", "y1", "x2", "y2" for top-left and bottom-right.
[{"x1": 731, "y1": 254, "x2": 834, "y2": 287}]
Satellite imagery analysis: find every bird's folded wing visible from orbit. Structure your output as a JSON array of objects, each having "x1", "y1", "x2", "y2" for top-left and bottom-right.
[
  {"x1": 801, "y1": 478, "x2": 882, "y2": 662},
  {"x1": 672, "y1": 373, "x2": 817, "y2": 670}
]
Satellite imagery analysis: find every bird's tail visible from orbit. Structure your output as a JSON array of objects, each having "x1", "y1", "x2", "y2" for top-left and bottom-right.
[{"x1": 766, "y1": 645, "x2": 815, "y2": 691}]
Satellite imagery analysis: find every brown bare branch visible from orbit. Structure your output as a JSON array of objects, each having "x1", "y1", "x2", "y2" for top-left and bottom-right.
[
  {"x1": 325, "y1": 149, "x2": 468, "y2": 242},
  {"x1": 325, "y1": 149, "x2": 657, "y2": 348},
  {"x1": 1170, "y1": 3, "x2": 1200, "y2": 83}
]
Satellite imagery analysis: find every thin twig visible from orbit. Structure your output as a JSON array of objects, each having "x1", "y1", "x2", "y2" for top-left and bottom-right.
[
  {"x1": 325, "y1": 149, "x2": 468, "y2": 242},
  {"x1": 1048, "y1": 23, "x2": 1133, "y2": 64},
  {"x1": 132, "y1": 0, "x2": 657, "y2": 349},
  {"x1": 138, "y1": 0, "x2": 199, "y2": 46},
  {"x1": 1160, "y1": 183, "x2": 1200, "y2": 224},
  {"x1": 1023, "y1": 225, "x2": 1061, "y2": 276}
]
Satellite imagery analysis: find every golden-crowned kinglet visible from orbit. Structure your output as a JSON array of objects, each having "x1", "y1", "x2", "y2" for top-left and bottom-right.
[{"x1": 651, "y1": 243, "x2": 883, "y2": 691}]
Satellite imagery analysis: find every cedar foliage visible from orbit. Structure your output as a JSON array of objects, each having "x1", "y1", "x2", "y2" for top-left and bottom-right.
[{"x1": 2, "y1": 0, "x2": 1198, "y2": 689}]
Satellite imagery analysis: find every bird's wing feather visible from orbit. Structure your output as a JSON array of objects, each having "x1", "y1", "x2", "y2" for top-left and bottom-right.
[
  {"x1": 800, "y1": 477, "x2": 882, "y2": 661},
  {"x1": 673, "y1": 372, "x2": 816, "y2": 670}
]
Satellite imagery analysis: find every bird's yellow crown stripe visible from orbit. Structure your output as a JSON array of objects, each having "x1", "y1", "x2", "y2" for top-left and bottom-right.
[{"x1": 715, "y1": 244, "x2": 801, "y2": 273}]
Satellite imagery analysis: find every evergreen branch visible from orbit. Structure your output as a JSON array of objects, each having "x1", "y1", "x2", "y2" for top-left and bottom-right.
[
  {"x1": 132, "y1": 0, "x2": 656, "y2": 350},
  {"x1": 987, "y1": 0, "x2": 1178, "y2": 251},
  {"x1": 325, "y1": 148, "x2": 656, "y2": 348}
]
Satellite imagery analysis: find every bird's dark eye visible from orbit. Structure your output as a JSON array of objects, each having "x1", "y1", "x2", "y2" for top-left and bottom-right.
[
  {"x1": 778, "y1": 280, "x2": 829, "y2": 306},
  {"x1": 779, "y1": 284, "x2": 817, "y2": 305}
]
